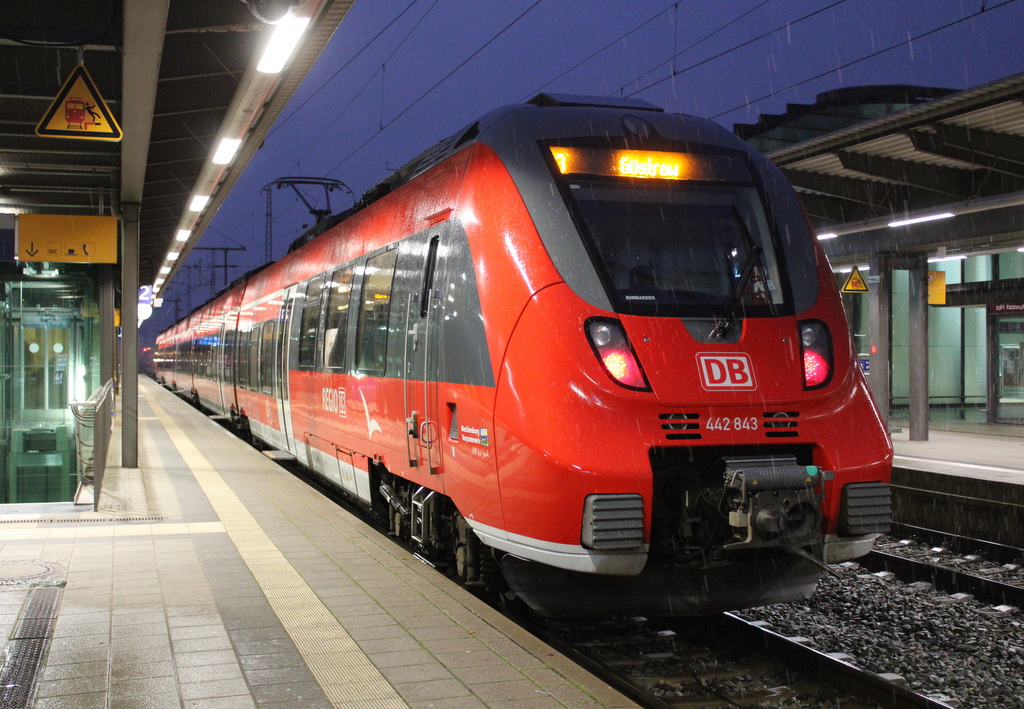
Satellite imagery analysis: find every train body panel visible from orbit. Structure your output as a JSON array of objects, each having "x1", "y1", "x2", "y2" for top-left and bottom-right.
[{"x1": 157, "y1": 96, "x2": 893, "y2": 616}]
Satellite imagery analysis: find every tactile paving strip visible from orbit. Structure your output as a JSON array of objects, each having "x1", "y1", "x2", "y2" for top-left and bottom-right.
[{"x1": 146, "y1": 389, "x2": 407, "y2": 709}]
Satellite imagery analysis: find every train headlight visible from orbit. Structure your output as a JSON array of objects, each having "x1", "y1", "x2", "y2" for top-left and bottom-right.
[
  {"x1": 799, "y1": 320, "x2": 833, "y2": 389},
  {"x1": 585, "y1": 318, "x2": 650, "y2": 391}
]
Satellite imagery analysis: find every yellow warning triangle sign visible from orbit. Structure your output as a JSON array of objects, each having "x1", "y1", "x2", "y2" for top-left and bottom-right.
[
  {"x1": 842, "y1": 265, "x2": 870, "y2": 293},
  {"x1": 36, "y1": 65, "x2": 122, "y2": 142}
]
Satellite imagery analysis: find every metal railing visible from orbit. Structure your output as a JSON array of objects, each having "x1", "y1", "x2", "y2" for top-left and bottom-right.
[{"x1": 70, "y1": 379, "x2": 114, "y2": 510}]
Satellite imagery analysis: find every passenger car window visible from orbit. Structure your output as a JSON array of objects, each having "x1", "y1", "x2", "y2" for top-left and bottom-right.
[
  {"x1": 323, "y1": 265, "x2": 354, "y2": 370},
  {"x1": 356, "y1": 250, "x2": 398, "y2": 375},
  {"x1": 298, "y1": 277, "x2": 325, "y2": 369}
]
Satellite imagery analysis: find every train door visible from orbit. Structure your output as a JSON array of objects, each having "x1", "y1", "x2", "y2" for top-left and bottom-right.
[
  {"x1": 276, "y1": 285, "x2": 299, "y2": 453},
  {"x1": 216, "y1": 323, "x2": 228, "y2": 414},
  {"x1": 403, "y1": 233, "x2": 444, "y2": 475}
]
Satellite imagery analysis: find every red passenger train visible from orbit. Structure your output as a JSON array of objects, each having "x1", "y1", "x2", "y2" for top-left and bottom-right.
[{"x1": 156, "y1": 94, "x2": 892, "y2": 616}]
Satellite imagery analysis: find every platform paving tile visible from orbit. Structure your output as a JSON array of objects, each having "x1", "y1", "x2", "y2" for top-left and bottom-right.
[
  {"x1": 435, "y1": 648, "x2": 507, "y2": 669},
  {"x1": 451, "y1": 662, "x2": 529, "y2": 686},
  {"x1": 174, "y1": 648, "x2": 240, "y2": 668},
  {"x1": 109, "y1": 693, "x2": 181, "y2": 709},
  {"x1": 250, "y1": 679, "x2": 331, "y2": 704},
  {"x1": 172, "y1": 634, "x2": 235, "y2": 653},
  {"x1": 110, "y1": 620, "x2": 166, "y2": 638},
  {"x1": 177, "y1": 663, "x2": 244, "y2": 684},
  {"x1": 238, "y1": 651, "x2": 308, "y2": 672},
  {"x1": 170, "y1": 623, "x2": 232, "y2": 641},
  {"x1": 390, "y1": 677, "x2": 473, "y2": 703},
  {"x1": 179, "y1": 677, "x2": 252, "y2": 701},
  {"x1": 33, "y1": 674, "x2": 108, "y2": 698},
  {"x1": 33, "y1": 691, "x2": 108, "y2": 709},
  {"x1": 109, "y1": 659, "x2": 176, "y2": 682},
  {"x1": 39, "y1": 660, "x2": 108, "y2": 682},
  {"x1": 183, "y1": 697, "x2": 257, "y2": 709}
]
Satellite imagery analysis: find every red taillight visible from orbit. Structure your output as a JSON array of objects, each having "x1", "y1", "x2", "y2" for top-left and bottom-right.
[
  {"x1": 586, "y1": 318, "x2": 650, "y2": 391},
  {"x1": 799, "y1": 320, "x2": 833, "y2": 389},
  {"x1": 803, "y1": 350, "x2": 829, "y2": 387}
]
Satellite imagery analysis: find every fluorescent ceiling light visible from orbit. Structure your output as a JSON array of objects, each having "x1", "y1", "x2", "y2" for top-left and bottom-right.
[
  {"x1": 928, "y1": 254, "x2": 967, "y2": 263},
  {"x1": 176, "y1": 229, "x2": 191, "y2": 242},
  {"x1": 159, "y1": 266, "x2": 170, "y2": 274},
  {"x1": 257, "y1": 15, "x2": 311, "y2": 73},
  {"x1": 189, "y1": 195, "x2": 210, "y2": 212},
  {"x1": 155, "y1": 278, "x2": 165, "y2": 286},
  {"x1": 888, "y1": 212, "x2": 955, "y2": 228},
  {"x1": 1018, "y1": 247, "x2": 1024, "y2": 253},
  {"x1": 167, "y1": 252, "x2": 179, "y2": 261},
  {"x1": 817, "y1": 232, "x2": 838, "y2": 240},
  {"x1": 212, "y1": 138, "x2": 242, "y2": 165}
]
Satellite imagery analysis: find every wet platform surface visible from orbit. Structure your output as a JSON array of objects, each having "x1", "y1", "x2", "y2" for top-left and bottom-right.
[
  {"x1": 0, "y1": 378, "x2": 637, "y2": 709},
  {"x1": 892, "y1": 428, "x2": 1024, "y2": 484}
]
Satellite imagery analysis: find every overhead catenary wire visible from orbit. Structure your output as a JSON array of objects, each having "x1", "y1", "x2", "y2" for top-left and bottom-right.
[
  {"x1": 707, "y1": 0, "x2": 1022, "y2": 118},
  {"x1": 619, "y1": 0, "x2": 850, "y2": 99},
  {"x1": 324, "y1": 0, "x2": 547, "y2": 178}
]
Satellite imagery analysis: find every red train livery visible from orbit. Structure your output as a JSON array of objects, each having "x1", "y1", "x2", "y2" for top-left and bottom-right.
[{"x1": 156, "y1": 94, "x2": 892, "y2": 616}]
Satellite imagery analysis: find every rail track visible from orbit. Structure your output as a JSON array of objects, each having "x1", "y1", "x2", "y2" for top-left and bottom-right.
[{"x1": 192, "y1": 400, "x2": 1011, "y2": 709}]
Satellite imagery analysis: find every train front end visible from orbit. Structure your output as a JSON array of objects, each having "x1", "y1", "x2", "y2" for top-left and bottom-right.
[{"x1": 472, "y1": 98, "x2": 893, "y2": 616}]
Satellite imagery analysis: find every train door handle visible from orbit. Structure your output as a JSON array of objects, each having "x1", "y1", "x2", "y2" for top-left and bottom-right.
[{"x1": 419, "y1": 420, "x2": 437, "y2": 446}]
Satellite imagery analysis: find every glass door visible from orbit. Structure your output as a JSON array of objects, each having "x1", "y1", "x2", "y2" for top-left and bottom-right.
[{"x1": 996, "y1": 315, "x2": 1024, "y2": 423}]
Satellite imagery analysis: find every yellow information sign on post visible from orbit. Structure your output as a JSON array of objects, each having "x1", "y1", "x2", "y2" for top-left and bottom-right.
[
  {"x1": 842, "y1": 266, "x2": 870, "y2": 293},
  {"x1": 17, "y1": 215, "x2": 118, "y2": 264},
  {"x1": 35, "y1": 65, "x2": 122, "y2": 142}
]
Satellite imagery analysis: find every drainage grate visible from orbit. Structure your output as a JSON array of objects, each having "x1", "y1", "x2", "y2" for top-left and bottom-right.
[{"x1": 0, "y1": 587, "x2": 62, "y2": 709}]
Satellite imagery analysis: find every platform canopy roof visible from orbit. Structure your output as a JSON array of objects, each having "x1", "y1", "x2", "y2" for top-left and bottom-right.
[
  {"x1": 0, "y1": 0, "x2": 353, "y2": 286},
  {"x1": 767, "y1": 72, "x2": 1024, "y2": 265}
]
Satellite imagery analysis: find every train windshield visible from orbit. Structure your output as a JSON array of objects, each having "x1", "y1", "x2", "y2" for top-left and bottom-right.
[{"x1": 565, "y1": 178, "x2": 787, "y2": 317}]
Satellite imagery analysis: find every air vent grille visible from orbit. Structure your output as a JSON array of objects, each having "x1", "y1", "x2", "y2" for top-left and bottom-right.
[
  {"x1": 660, "y1": 413, "x2": 701, "y2": 440},
  {"x1": 582, "y1": 494, "x2": 644, "y2": 550},
  {"x1": 763, "y1": 411, "x2": 799, "y2": 438}
]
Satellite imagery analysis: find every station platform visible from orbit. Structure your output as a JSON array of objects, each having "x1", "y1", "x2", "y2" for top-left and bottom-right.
[{"x1": 0, "y1": 378, "x2": 637, "y2": 709}]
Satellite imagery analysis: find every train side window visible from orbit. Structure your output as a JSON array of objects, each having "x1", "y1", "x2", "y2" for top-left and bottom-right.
[
  {"x1": 298, "y1": 277, "x2": 325, "y2": 370},
  {"x1": 248, "y1": 323, "x2": 261, "y2": 390},
  {"x1": 237, "y1": 328, "x2": 250, "y2": 389},
  {"x1": 419, "y1": 235, "x2": 440, "y2": 318},
  {"x1": 223, "y1": 329, "x2": 236, "y2": 386},
  {"x1": 356, "y1": 249, "x2": 398, "y2": 375},
  {"x1": 323, "y1": 265, "x2": 354, "y2": 371},
  {"x1": 259, "y1": 321, "x2": 276, "y2": 396}
]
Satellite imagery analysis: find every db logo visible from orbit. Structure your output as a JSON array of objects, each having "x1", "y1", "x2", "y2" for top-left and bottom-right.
[{"x1": 696, "y1": 353, "x2": 757, "y2": 391}]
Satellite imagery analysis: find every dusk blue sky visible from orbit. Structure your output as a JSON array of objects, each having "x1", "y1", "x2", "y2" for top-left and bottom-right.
[{"x1": 144, "y1": 0, "x2": 1024, "y2": 338}]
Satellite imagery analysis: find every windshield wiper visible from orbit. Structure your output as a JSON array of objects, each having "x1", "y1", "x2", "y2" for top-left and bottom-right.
[{"x1": 710, "y1": 244, "x2": 763, "y2": 339}]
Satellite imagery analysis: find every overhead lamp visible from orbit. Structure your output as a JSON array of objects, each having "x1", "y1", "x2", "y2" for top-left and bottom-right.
[
  {"x1": 212, "y1": 138, "x2": 242, "y2": 165},
  {"x1": 1017, "y1": 247, "x2": 1024, "y2": 253},
  {"x1": 257, "y1": 15, "x2": 310, "y2": 73},
  {"x1": 189, "y1": 195, "x2": 210, "y2": 212},
  {"x1": 159, "y1": 266, "x2": 171, "y2": 274},
  {"x1": 167, "y1": 252, "x2": 179, "y2": 261},
  {"x1": 817, "y1": 232, "x2": 838, "y2": 240},
  {"x1": 176, "y1": 229, "x2": 191, "y2": 242},
  {"x1": 927, "y1": 254, "x2": 967, "y2": 263},
  {"x1": 888, "y1": 212, "x2": 955, "y2": 228},
  {"x1": 155, "y1": 278, "x2": 165, "y2": 286}
]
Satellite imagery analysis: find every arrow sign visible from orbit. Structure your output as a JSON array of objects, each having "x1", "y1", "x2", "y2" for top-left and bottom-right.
[
  {"x1": 36, "y1": 65, "x2": 122, "y2": 142},
  {"x1": 26, "y1": 242, "x2": 38, "y2": 258}
]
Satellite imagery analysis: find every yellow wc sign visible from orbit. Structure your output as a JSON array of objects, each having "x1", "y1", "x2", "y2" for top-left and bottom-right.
[{"x1": 36, "y1": 65, "x2": 122, "y2": 142}]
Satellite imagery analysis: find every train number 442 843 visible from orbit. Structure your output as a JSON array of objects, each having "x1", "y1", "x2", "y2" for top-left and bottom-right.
[{"x1": 705, "y1": 416, "x2": 759, "y2": 431}]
